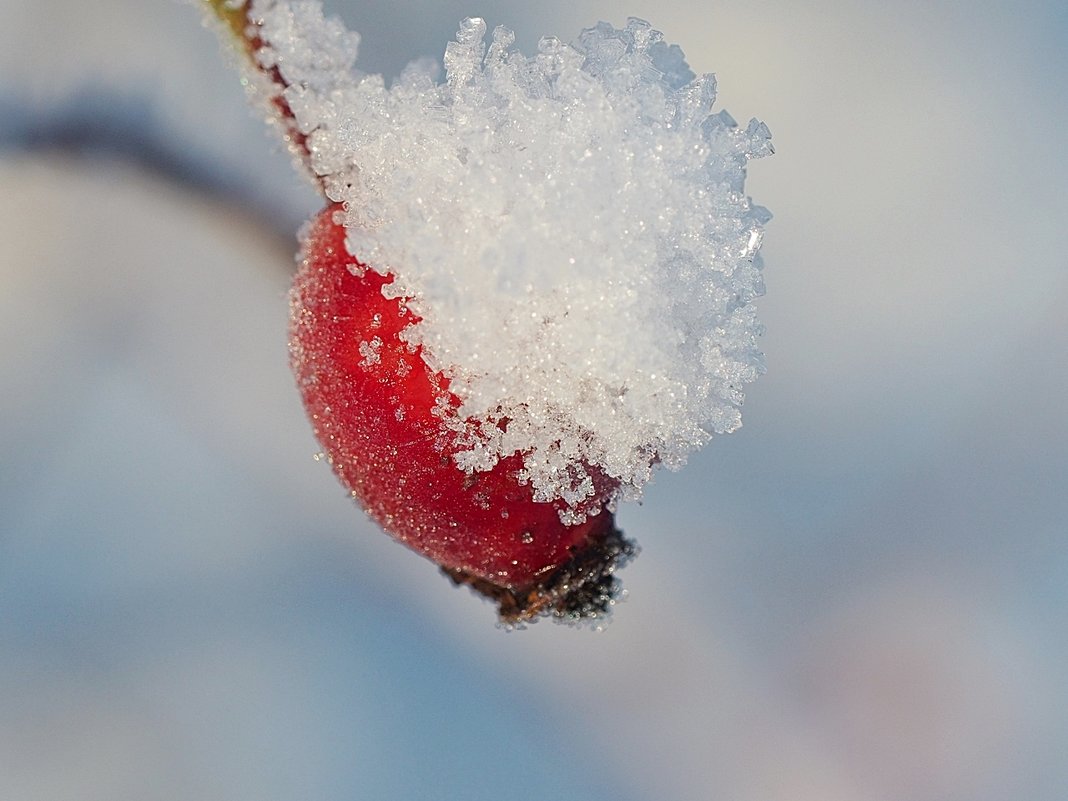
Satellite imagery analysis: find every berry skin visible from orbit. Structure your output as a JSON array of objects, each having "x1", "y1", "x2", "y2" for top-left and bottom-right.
[{"x1": 289, "y1": 205, "x2": 634, "y2": 622}]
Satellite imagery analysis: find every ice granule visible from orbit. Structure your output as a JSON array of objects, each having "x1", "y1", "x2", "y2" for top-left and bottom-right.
[{"x1": 252, "y1": 0, "x2": 772, "y2": 521}]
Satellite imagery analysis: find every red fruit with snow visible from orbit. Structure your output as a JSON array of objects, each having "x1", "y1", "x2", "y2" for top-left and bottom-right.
[
  {"x1": 205, "y1": 0, "x2": 771, "y2": 623},
  {"x1": 290, "y1": 206, "x2": 633, "y2": 622}
]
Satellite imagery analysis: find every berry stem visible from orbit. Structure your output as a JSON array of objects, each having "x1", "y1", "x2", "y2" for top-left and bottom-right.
[
  {"x1": 204, "y1": 0, "x2": 322, "y2": 194},
  {"x1": 204, "y1": 0, "x2": 249, "y2": 43}
]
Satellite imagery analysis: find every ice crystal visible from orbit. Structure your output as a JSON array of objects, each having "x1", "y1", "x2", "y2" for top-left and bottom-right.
[{"x1": 251, "y1": 0, "x2": 772, "y2": 520}]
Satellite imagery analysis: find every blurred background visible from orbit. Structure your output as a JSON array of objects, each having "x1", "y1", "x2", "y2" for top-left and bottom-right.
[{"x1": 2, "y1": 1, "x2": 1066, "y2": 799}]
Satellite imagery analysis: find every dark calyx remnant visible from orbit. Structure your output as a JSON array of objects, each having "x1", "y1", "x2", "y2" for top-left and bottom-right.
[{"x1": 441, "y1": 520, "x2": 638, "y2": 625}]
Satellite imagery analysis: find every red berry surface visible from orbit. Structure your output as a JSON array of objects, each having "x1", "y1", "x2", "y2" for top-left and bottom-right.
[{"x1": 289, "y1": 205, "x2": 632, "y2": 621}]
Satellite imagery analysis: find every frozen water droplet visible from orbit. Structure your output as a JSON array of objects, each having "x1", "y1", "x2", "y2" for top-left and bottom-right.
[
  {"x1": 741, "y1": 229, "x2": 763, "y2": 258},
  {"x1": 456, "y1": 17, "x2": 487, "y2": 46}
]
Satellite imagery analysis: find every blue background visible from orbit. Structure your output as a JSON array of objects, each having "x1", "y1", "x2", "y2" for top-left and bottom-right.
[{"x1": 2, "y1": 2, "x2": 1066, "y2": 799}]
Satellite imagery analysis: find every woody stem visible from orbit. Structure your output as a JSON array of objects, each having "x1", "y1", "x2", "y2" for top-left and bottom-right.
[{"x1": 203, "y1": 0, "x2": 319, "y2": 186}]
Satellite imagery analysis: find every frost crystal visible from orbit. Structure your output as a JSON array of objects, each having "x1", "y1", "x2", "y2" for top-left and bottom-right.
[{"x1": 253, "y1": 1, "x2": 772, "y2": 522}]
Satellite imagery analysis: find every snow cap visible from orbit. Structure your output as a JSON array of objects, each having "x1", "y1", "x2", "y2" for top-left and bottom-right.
[{"x1": 253, "y1": 0, "x2": 772, "y2": 522}]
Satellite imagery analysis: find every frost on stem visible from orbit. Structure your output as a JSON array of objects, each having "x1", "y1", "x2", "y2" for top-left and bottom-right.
[{"x1": 218, "y1": 0, "x2": 773, "y2": 526}]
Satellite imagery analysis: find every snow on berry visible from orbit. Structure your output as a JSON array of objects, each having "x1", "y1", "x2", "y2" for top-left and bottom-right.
[
  {"x1": 208, "y1": 0, "x2": 772, "y2": 621},
  {"x1": 291, "y1": 205, "x2": 634, "y2": 621},
  {"x1": 248, "y1": 1, "x2": 772, "y2": 523}
]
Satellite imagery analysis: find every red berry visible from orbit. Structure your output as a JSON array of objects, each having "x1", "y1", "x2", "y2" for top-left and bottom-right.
[{"x1": 289, "y1": 205, "x2": 634, "y2": 622}]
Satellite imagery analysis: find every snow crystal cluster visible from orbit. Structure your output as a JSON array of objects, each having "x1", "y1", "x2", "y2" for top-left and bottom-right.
[{"x1": 252, "y1": 0, "x2": 772, "y2": 522}]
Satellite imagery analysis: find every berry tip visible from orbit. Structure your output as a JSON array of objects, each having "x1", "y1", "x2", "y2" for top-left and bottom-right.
[{"x1": 442, "y1": 516, "x2": 637, "y2": 625}]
